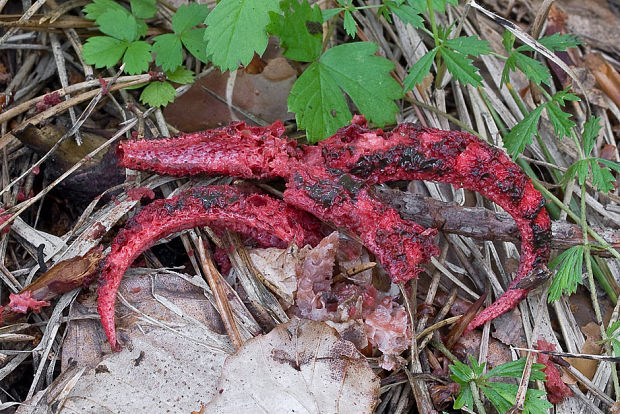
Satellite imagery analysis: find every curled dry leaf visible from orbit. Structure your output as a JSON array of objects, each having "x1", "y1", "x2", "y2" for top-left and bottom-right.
[
  {"x1": 584, "y1": 52, "x2": 620, "y2": 109},
  {"x1": 248, "y1": 244, "x2": 306, "y2": 308},
  {"x1": 206, "y1": 318, "x2": 380, "y2": 413}
]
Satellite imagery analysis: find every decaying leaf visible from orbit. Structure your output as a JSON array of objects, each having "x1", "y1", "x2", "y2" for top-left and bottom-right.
[
  {"x1": 206, "y1": 318, "x2": 380, "y2": 413},
  {"x1": 248, "y1": 244, "x2": 306, "y2": 308}
]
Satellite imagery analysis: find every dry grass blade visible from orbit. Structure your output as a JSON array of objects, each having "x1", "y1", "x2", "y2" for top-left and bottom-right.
[{"x1": 190, "y1": 232, "x2": 244, "y2": 350}]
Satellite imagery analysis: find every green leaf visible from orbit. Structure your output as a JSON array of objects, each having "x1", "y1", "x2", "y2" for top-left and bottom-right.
[
  {"x1": 122, "y1": 40, "x2": 152, "y2": 74},
  {"x1": 97, "y1": 9, "x2": 138, "y2": 42},
  {"x1": 267, "y1": 0, "x2": 323, "y2": 62},
  {"x1": 548, "y1": 245, "x2": 584, "y2": 302},
  {"x1": 288, "y1": 62, "x2": 351, "y2": 142},
  {"x1": 403, "y1": 47, "x2": 438, "y2": 91},
  {"x1": 321, "y1": 8, "x2": 343, "y2": 22},
  {"x1": 513, "y1": 51, "x2": 551, "y2": 85},
  {"x1": 522, "y1": 388, "x2": 553, "y2": 414},
  {"x1": 82, "y1": 36, "x2": 127, "y2": 68},
  {"x1": 606, "y1": 320, "x2": 620, "y2": 338},
  {"x1": 502, "y1": 30, "x2": 515, "y2": 52},
  {"x1": 130, "y1": 0, "x2": 157, "y2": 19},
  {"x1": 152, "y1": 33, "x2": 183, "y2": 71},
  {"x1": 538, "y1": 32, "x2": 581, "y2": 52},
  {"x1": 172, "y1": 3, "x2": 209, "y2": 34},
  {"x1": 288, "y1": 42, "x2": 402, "y2": 142},
  {"x1": 469, "y1": 355, "x2": 485, "y2": 377},
  {"x1": 484, "y1": 358, "x2": 546, "y2": 381},
  {"x1": 591, "y1": 159, "x2": 617, "y2": 193},
  {"x1": 444, "y1": 36, "x2": 491, "y2": 57},
  {"x1": 610, "y1": 338, "x2": 620, "y2": 358},
  {"x1": 503, "y1": 104, "x2": 544, "y2": 157},
  {"x1": 343, "y1": 10, "x2": 356, "y2": 37},
  {"x1": 388, "y1": 3, "x2": 423, "y2": 28},
  {"x1": 582, "y1": 116, "x2": 602, "y2": 156},
  {"x1": 140, "y1": 81, "x2": 176, "y2": 106},
  {"x1": 204, "y1": 0, "x2": 279, "y2": 71},
  {"x1": 480, "y1": 382, "x2": 517, "y2": 414},
  {"x1": 166, "y1": 67, "x2": 194, "y2": 84},
  {"x1": 83, "y1": 0, "x2": 126, "y2": 21},
  {"x1": 181, "y1": 28, "x2": 208, "y2": 63},
  {"x1": 135, "y1": 18, "x2": 148, "y2": 38},
  {"x1": 545, "y1": 101, "x2": 575, "y2": 139},
  {"x1": 449, "y1": 359, "x2": 475, "y2": 384},
  {"x1": 551, "y1": 88, "x2": 580, "y2": 105},
  {"x1": 453, "y1": 384, "x2": 473, "y2": 411},
  {"x1": 441, "y1": 47, "x2": 483, "y2": 86}
]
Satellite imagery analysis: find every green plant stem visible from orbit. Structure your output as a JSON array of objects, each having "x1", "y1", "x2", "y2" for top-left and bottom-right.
[
  {"x1": 506, "y1": 83, "x2": 529, "y2": 116},
  {"x1": 430, "y1": 339, "x2": 458, "y2": 363},
  {"x1": 470, "y1": 382, "x2": 487, "y2": 414},
  {"x1": 478, "y1": 87, "x2": 508, "y2": 136},
  {"x1": 426, "y1": 0, "x2": 439, "y2": 48}
]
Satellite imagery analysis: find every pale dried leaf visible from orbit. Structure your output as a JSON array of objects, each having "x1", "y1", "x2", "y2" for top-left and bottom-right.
[
  {"x1": 206, "y1": 318, "x2": 380, "y2": 413},
  {"x1": 248, "y1": 244, "x2": 305, "y2": 308}
]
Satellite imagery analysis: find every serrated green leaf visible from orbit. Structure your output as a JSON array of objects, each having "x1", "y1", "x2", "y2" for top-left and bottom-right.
[
  {"x1": 83, "y1": 0, "x2": 126, "y2": 21},
  {"x1": 522, "y1": 388, "x2": 553, "y2": 414},
  {"x1": 502, "y1": 30, "x2": 516, "y2": 52},
  {"x1": 469, "y1": 355, "x2": 485, "y2": 377},
  {"x1": 513, "y1": 50, "x2": 551, "y2": 85},
  {"x1": 441, "y1": 47, "x2": 483, "y2": 86},
  {"x1": 204, "y1": 0, "x2": 279, "y2": 71},
  {"x1": 591, "y1": 159, "x2": 617, "y2": 193},
  {"x1": 130, "y1": 0, "x2": 157, "y2": 19},
  {"x1": 503, "y1": 104, "x2": 544, "y2": 157},
  {"x1": 501, "y1": 53, "x2": 517, "y2": 87},
  {"x1": 582, "y1": 116, "x2": 602, "y2": 156},
  {"x1": 152, "y1": 33, "x2": 183, "y2": 71},
  {"x1": 548, "y1": 245, "x2": 584, "y2": 302},
  {"x1": 453, "y1": 384, "x2": 473, "y2": 411},
  {"x1": 321, "y1": 8, "x2": 343, "y2": 22},
  {"x1": 484, "y1": 358, "x2": 546, "y2": 381},
  {"x1": 551, "y1": 88, "x2": 580, "y2": 105},
  {"x1": 82, "y1": 36, "x2": 127, "y2": 68},
  {"x1": 319, "y1": 43, "x2": 401, "y2": 125},
  {"x1": 343, "y1": 10, "x2": 356, "y2": 37},
  {"x1": 96, "y1": 9, "x2": 138, "y2": 42},
  {"x1": 181, "y1": 28, "x2": 208, "y2": 63},
  {"x1": 135, "y1": 18, "x2": 148, "y2": 38},
  {"x1": 444, "y1": 36, "x2": 491, "y2": 57},
  {"x1": 545, "y1": 101, "x2": 575, "y2": 139},
  {"x1": 122, "y1": 40, "x2": 152, "y2": 74},
  {"x1": 288, "y1": 62, "x2": 351, "y2": 142},
  {"x1": 449, "y1": 359, "x2": 474, "y2": 384},
  {"x1": 480, "y1": 382, "x2": 517, "y2": 414},
  {"x1": 140, "y1": 81, "x2": 176, "y2": 106},
  {"x1": 538, "y1": 32, "x2": 581, "y2": 52},
  {"x1": 267, "y1": 0, "x2": 322, "y2": 62},
  {"x1": 563, "y1": 159, "x2": 589, "y2": 187},
  {"x1": 289, "y1": 42, "x2": 402, "y2": 142},
  {"x1": 403, "y1": 47, "x2": 438, "y2": 91},
  {"x1": 172, "y1": 3, "x2": 209, "y2": 34},
  {"x1": 166, "y1": 66, "x2": 194, "y2": 84},
  {"x1": 388, "y1": 3, "x2": 423, "y2": 27}
]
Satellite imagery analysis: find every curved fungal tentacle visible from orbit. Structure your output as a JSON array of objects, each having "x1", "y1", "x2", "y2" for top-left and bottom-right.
[
  {"x1": 283, "y1": 166, "x2": 439, "y2": 282},
  {"x1": 117, "y1": 121, "x2": 297, "y2": 180},
  {"x1": 98, "y1": 185, "x2": 322, "y2": 350},
  {"x1": 316, "y1": 121, "x2": 552, "y2": 332},
  {"x1": 116, "y1": 118, "x2": 552, "y2": 334}
]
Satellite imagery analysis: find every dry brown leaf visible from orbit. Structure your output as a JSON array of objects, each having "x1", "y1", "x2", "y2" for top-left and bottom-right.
[
  {"x1": 62, "y1": 270, "x2": 229, "y2": 366},
  {"x1": 566, "y1": 322, "x2": 602, "y2": 383},
  {"x1": 205, "y1": 318, "x2": 380, "y2": 413},
  {"x1": 49, "y1": 271, "x2": 231, "y2": 413},
  {"x1": 584, "y1": 52, "x2": 620, "y2": 109},
  {"x1": 248, "y1": 244, "x2": 306, "y2": 308},
  {"x1": 164, "y1": 56, "x2": 296, "y2": 132}
]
